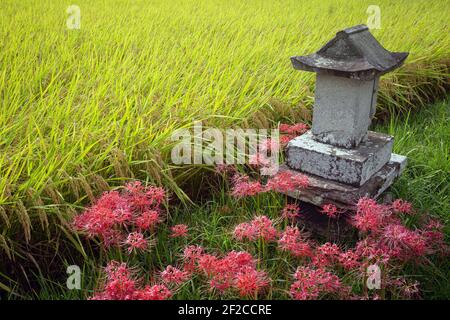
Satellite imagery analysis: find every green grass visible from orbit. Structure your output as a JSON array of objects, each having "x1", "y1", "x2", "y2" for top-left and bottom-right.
[
  {"x1": 376, "y1": 99, "x2": 450, "y2": 299},
  {"x1": 377, "y1": 100, "x2": 450, "y2": 299},
  {"x1": 376, "y1": 100, "x2": 449, "y2": 222}
]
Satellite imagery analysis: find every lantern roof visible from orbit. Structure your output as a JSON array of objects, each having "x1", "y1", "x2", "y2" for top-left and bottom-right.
[{"x1": 291, "y1": 25, "x2": 408, "y2": 80}]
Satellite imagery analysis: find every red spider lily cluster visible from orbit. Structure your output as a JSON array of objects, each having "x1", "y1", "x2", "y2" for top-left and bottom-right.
[
  {"x1": 231, "y1": 171, "x2": 309, "y2": 198},
  {"x1": 279, "y1": 123, "x2": 309, "y2": 146},
  {"x1": 290, "y1": 266, "x2": 343, "y2": 300},
  {"x1": 247, "y1": 123, "x2": 309, "y2": 174},
  {"x1": 233, "y1": 215, "x2": 278, "y2": 242},
  {"x1": 171, "y1": 224, "x2": 189, "y2": 238},
  {"x1": 92, "y1": 246, "x2": 271, "y2": 299},
  {"x1": 281, "y1": 204, "x2": 301, "y2": 221},
  {"x1": 228, "y1": 200, "x2": 448, "y2": 299},
  {"x1": 91, "y1": 261, "x2": 172, "y2": 300},
  {"x1": 321, "y1": 203, "x2": 339, "y2": 219},
  {"x1": 125, "y1": 231, "x2": 148, "y2": 253},
  {"x1": 72, "y1": 181, "x2": 166, "y2": 253},
  {"x1": 231, "y1": 174, "x2": 264, "y2": 198},
  {"x1": 351, "y1": 197, "x2": 447, "y2": 262},
  {"x1": 183, "y1": 248, "x2": 271, "y2": 297},
  {"x1": 278, "y1": 226, "x2": 313, "y2": 258},
  {"x1": 392, "y1": 199, "x2": 413, "y2": 214},
  {"x1": 72, "y1": 175, "x2": 447, "y2": 300},
  {"x1": 161, "y1": 265, "x2": 190, "y2": 285}
]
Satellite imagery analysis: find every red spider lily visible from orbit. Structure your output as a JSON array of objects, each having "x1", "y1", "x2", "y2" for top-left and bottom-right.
[
  {"x1": 388, "y1": 277, "x2": 420, "y2": 299},
  {"x1": 421, "y1": 220, "x2": 448, "y2": 255},
  {"x1": 278, "y1": 226, "x2": 312, "y2": 258},
  {"x1": 72, "y1": 182, "x2": 167, "y2": 254},
  {"x1": 124, "y1": 181, "x2": 145, "y2": 193},
  {"x1": 134, "y1": 210, "x2": 161, "y2": 230},
  {"x1": 123, "y1": 181, "x2": 166, "y2": 210},
  {"x1": 145, "y1": 186, "x2": 167, "y2": 206},
  {"x1": 112, "y1": 207, "x2": 133, "y2": 225},
  {"x1": 312, "y1": 242, "x2": 341, "y2": 268},
  {"x1": 338, "y1": 250, "x2": 360, "y2": 270},
  {"x1": 104, "y1": 260, "x2": 132, "y2": 280},
  {"x1": 95, "y1": 191, "x2": 129, "y2": 212},
  {"x1": 380, "y1": 223, "x2": 427, "y2": 260},
  {"x1": 198, "y1": 254, "x2": 221, "y2": 276},
  {"x1": 91, "y1": 277, "x2": 137, "y2": 300},
  {"x1": 233, "y1": 216, "x2": 278, "y2": 242},
  {"x1": 233, "y1": 222, "x2": 259, "y2": 241},
  {"x1": 75, "y1": 177, "x2": 447, "y2": 300},
  {"x1": 125, "y1": 232, "x2": 148, "y2": 253},
  {"x1": 354, "y1": 238, "x2": 391, "y2": 265},
  {"x1": 280, "y1": 135, "x2": 296, "y2": 148},
  {"x1": 102, "y1": 229, "x2": 126, "y2": 248},
  {"x1": 259, "y1": 138, "x2": 280, "y2": 154},
  {"x1": 170, "y1": 224, "x2": 189, "y2": 238},
  {"x1": 235, "y1": 266, "x2": 270, "y2": 297},
  {"x1": 133, "y1": 284, "x2": 172, "y2": 300},
  {"x1": 231, "y1": 171, "x2": 309, "y2": 198},
  {"x1": 72, "y1": 182, "x2": 165, "y2": 242},
  {"x1": 231, "y1": 174, "x2": 264, "y2": 198},
  {"x1": 321, "y1": 203, "x2": 339, "y2": 219},
  {"x1": 195, "y1": 249, "x2": 268, "y2": 295},
  {"x1": 92, "y1": 261, "x2": 172, "y2": 300},
  {"x1": 353, "y1": 198, "x2": 389, "y2": 233},
  {"x1": 161, "y1": 265, "x2": 190, "y2": 285},
  {"x1": 281, "y1": 204, "x2": 301, "y2": 221},
  {"x1": 391, "y1": 199, "x2": 413, "y2": 214},
  {"x1": 73, "y1": 205, "x2": 118, "y2": 239},
  {"x1": 279, "y1": 123, "x2": 309, "y2": 135},
  {"x1": 252, "y1": 216, "x2": 278, "y2": 241},
  {"x1": 181, "y1": 245, "x2": 204, "y2": 273},
  {"x1": 265, "y1": 171, "x2": 309, "y2": 193},
  {"x1": 424, "y1": 219, "x2": 444, "y2": 231},
  {"x1": 92, "y1": 261, "x2": 137, "y2": 300},
  {"x1": 290, "y1": 266, "x2": 342, "y2": 300},
  {"x1": 225, "y1": 251, "x2": 255, "y2": 269},
  {"x1": 278, "y1": 123, "x2": 309, "y2": 148}
]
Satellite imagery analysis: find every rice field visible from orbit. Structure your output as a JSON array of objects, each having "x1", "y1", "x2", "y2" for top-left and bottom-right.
[{"x1": 0, "y1": 0, "x2": 449, "y2": 299}]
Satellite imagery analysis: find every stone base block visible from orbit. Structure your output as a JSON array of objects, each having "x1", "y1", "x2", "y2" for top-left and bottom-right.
[
  {"x1": 280, "y1": 153, "x2": 407, "y2": 209},
  {"x1": 286, "y1": 130, "x2": 393, "y2": 186}
]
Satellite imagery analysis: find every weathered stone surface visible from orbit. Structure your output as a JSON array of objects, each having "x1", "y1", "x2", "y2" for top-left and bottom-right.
[
  {"x1": 290, "y1": 24, "x2": 409, "y2": 81},
  {"x1": 311, "y1": 73, "x2": 379, "y2": 148},
  {"x1": 280, "y1": 153, "x2": 407, "y2": 209},
  {"x1": 286, "y1": 130, "x2": 393, "y2": 186}
]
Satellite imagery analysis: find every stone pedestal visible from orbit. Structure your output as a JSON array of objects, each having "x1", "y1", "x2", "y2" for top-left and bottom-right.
[
  {"x1": 285, "y1": 25, "x2": 409, "y2": 211},
  {"x1": 286, "y1": 131, "x2": 394, "y2": 187},
  {"x1": 280, "y1": 153, "x2": 407, "y2": 208}
]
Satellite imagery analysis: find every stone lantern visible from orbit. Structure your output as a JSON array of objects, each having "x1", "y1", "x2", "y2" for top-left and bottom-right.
[{"x1": 281, "y1": 25, "x2": 408, "y2": 209}]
